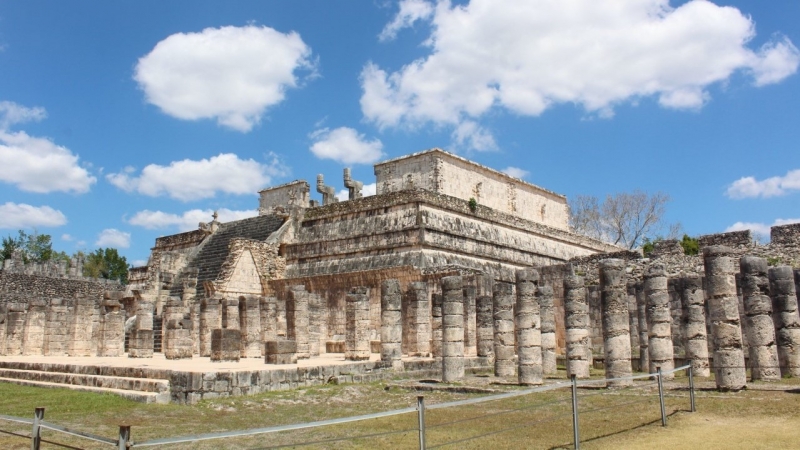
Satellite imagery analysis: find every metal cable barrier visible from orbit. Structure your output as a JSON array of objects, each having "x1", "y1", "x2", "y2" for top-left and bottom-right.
[{"x1": 0, "y1": 364, "x2": 696, "y2": 449}]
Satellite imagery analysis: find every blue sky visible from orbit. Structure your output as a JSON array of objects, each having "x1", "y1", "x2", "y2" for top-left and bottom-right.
[{"x1": 1, "y1": 0, "x2": 798, "y2": 266}]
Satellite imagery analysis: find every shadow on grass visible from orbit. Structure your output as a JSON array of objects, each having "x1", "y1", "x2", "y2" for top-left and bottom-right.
[{"x1": 546, "y1": 409, "x2": 686, "y2": 450}]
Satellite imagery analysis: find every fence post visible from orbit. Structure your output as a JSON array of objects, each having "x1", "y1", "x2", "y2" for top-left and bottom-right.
[
  {"x1": 417, "y1": 396, "x2": 426, "y2": 450},
  {"x1": 571, "y1": 374, "x2": 580, "y2": 450},
  {"x1": 118, "y1": 425, "x2": 131, "y2": 450},
  {"x1": 688, "y1": 365, "x2": 696, "y2": 413},
  {"x1": 657, "y1": 367, "x2": 666, "y2": 427},
  {"x1": 31, "y1": 407, "x2": 44, "y2": 450}
]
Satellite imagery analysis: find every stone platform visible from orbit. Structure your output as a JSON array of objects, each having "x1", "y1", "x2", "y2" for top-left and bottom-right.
[{"x1": 0, "y1": 354, "x2": 491, "y2": 404}]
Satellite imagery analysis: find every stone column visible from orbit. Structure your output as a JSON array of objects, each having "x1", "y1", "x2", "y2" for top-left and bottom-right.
[
  {"x1": 539, "y1": 284, "x2": 557, "y2": 376},
  {"x1": 564, "y1": 272, "x2": 590, "y2": 379},
  {"x1": 588, "y1": 285, "x2": 603, "y2": 361},
  {"x1": 261, "y1": 296, "x2": 278, "y2": 354},
  {"x1": 516, "y1": 269, "x2": 542, "y2": 385},
  {"x1": 600, "y1": 259, "x2": 632, "y2": 387},
  {"x1": 441, "y1": 276, "x2": 465, "y2": 382},
  {"x1": 308, "y1": 292, "x2": 322, "y2": 357},
  {"x1": 43, "y1": 298, "x2": 69, "y2": 356},
  {"x1": 475, "y1": 275, "x2": 494, "y2": 360},
  {"x1": 636, "y1": 283, "x2": 649, "y2": 373},
  {"x1": 163, "y1": 297, "x2": 192, "y2": 360},
  {"x1": 740, "y1": 257, "x2": 780, "y2": 380},
  {"x1": 240, "y1": 296, "x2": 262, "y2": 358},
  {"x1": 769, "y1": 266, "x2": 800, "y2": 377},
  {"x1": 21, "y1": 299, "x2": 46, "y2": 356},
  {"x1": 129, "y1": 300, "x2": 154, "y2": 358},
  {"x1": 431, "y1": 293, "x2": 443, "y2": 358},
  {"x1": 222, "y1": 297, "x2": 240, "y2": 330},
  {"x1": 287, "y1": 286, "x2": 310, "y2": 359},
  {"x1": 668, "y1": 278, "x2": 685, "y2": 360},
  {"x1": 476, "y1": 291, "x2": 494, "y2": 359},
  {"x1": 345, "y1": 286, "x2": 370, "y2": 361},
  {"x1": 4, "y1": 301, "x2": 26, "y2": 356},
  {"x1": 644, "y1": 264, "x2": 674, "y2": 379},
  {"x1": 493, "y1": 282, "x2": 515, "y2": 377},
  {"x1": 463, "y1": 283, "x2": 478, "y2": 357},
  {"x1": 405, "y1": 282, "x2": 431, "y2": 356},
  {"x1": 681, "y1": 276, "x2": 710, "y2": 377},
  {"x1": 704, "y1": 246, "x2": 746, "y2": 390},
  {"x1": 97, "y1": 298, "x2": 125, "y2": 357},
  {"x1": 68, "y1": 294, "x2": 95, "y2": 357},
  {"x1": 199, "y1": 296, "x2": 221, "y2": 357},
  {"x1": 626, "y1": 282, "x2": 640, "y2": 371},
  {"x1": 381, "y1": 280, "x2": 403, "y2": 370}
]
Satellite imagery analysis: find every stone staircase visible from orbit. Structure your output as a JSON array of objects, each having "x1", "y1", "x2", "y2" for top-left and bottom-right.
[
  {"x1": 170, "y1": 214, "x2": 285, "y2": 298},
  {"x1": 0, "y1": 361, "x2": 171, "y2": 403}
]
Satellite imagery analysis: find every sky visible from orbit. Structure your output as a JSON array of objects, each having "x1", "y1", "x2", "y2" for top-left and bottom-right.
[{"x1": 1, "y1": 0, "x2": 799, "y2": 267}]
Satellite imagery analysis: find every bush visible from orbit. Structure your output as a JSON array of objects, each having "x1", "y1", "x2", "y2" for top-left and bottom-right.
[
  {"x1": 468, "y1": 197, "x2": 478, "y2": 212},
  {"x1": 680, "y1": 234, "x2": 699, "y2": 256}
]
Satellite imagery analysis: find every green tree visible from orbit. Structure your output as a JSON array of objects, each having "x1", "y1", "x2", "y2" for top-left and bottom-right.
[
  {"x1": 1, "y1": 230, "x2": 58, "y2": 264},
  {"x1": 680, "y1": 234, "x2": 699, "y2": 256},
  {"x1": 82, "y1": 248, "x2": 129, "y2": 284}
]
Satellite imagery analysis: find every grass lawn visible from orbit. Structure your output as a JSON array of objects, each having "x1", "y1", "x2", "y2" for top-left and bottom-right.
[{"x1": 1, "y1": 371, "x2": 799, "y2": 449}]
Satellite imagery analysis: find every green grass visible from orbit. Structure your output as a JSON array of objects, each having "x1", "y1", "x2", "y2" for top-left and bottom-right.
[{"x1": 1, "y1": 373, "x2": 800, "y2": 449}]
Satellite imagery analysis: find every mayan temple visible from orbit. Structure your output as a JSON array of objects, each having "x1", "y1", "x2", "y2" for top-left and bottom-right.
[{"x1": 2, "y1": 148, "x2": 799, "y2": 403}]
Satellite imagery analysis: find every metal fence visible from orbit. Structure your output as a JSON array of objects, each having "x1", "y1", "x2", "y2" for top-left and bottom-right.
[{"x1": 0, "y1": 364, "x2": 695, "y2": 449}]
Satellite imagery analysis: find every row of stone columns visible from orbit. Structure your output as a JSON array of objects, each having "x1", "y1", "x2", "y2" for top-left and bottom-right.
[{"x1": 1, "y1": 293, "x2": 124, "y2": 358}]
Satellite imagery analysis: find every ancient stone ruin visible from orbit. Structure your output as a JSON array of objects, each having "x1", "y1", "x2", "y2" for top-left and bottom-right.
[{"x1": 1, "y1": 148, "x2": 799, "y2": 403}]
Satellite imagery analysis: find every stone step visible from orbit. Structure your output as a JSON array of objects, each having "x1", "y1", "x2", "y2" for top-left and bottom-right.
[
  {"x1": 0, "y1": 377, "x2": 170, "y2": 404},
  {"x1": 0, "y1": 361, "x2": 171, "y2": 380},
  {"x1": 0, "y1": 368, "x2": 170, "y2": 394}
]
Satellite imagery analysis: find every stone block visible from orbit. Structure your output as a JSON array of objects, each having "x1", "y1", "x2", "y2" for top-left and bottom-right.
[{"x1": 211, "y1": 329, "x2": 241, "y2": 362}]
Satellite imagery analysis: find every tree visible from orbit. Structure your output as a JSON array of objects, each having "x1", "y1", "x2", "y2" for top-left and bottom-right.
[
  {"x1": 569, "y1": 190, "x2": 678, "y2": 250},
  {"x1": 83, "y1": 248, "x2": 129, "y2": 284},
  {"x1": 0, "y1": 230, "x2": 60, "y2": 264}
]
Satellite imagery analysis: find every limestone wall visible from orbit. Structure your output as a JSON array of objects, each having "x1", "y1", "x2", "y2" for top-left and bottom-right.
[
  {"x1": 258, "y1": 180, "x2": 311, "y2": 215},
  {"x1": 287, "y1": 189, "x2": 618, "y2": 280},
  {"x1": 373, "y1": 149, "x2": 569, "y2": 229}
]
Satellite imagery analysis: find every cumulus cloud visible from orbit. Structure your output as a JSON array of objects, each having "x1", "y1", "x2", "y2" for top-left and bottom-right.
[
  {"x1": 726, "y1": 169, "x2": 800, "y2": 199},
  {"x1": 726, "y1": 218, "x2": 800, "y2": 239},
  {"x1": 0, "y1": 101, "x2": 96, "y2": 194},
  {"x1": 379, "y1": 0, "x2": 434, "y2": 42},
  {"x1": 363, "y1": 0, "x2": 800, "y2": 150},
  {"x1": 502, "y1": 167, "x2": 529, "y2": 179},
  {"x1": 0, "y1": 202, "x2": 67, "y2": 229},
  {"x1": 0, "y1": 101, "x2": 46, "y2": 129},
  {"x1": 95, "y1": 229, "x2": 131, "y2": 248},
  {"x1": 134, "y1": 25, "x2": 315, "y2": 132},
  {"x1": 309, "y1": 127, "x2": 384, "y2": 165},
  {"x1": 128, "y1": 208, "x2": 258, "y2": 232},
  {"x1": 107, "y1": 153, "x2": 287, "y2": 201},
  {"x1": 335, "y1": 182, "x2": 377, "y2": 201}
]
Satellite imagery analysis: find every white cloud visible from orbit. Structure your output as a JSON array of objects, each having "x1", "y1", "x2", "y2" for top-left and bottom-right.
[
  {"x1": 0, "y1": 101, "x2": 96, "y2": 194},
  {"x1": 61, "y1": 234, "x2": 73, "y2": 241},
  {"x1": 131, "y1": 259, "x2": 148, "y2": 268},
  {"x1": 0, "y1": 101, "x2": 46, "y2": 129},
  {"x1": 107, "y1": 153, "x2": 286, "y2": 201},
  {"x1": 0, "y1": 203, "x2": 67, "y2": 229},
  {"x1": 95, "y1": 229, "x2": 131, "y2": 248},
  {"x1": 726, "y1": 218, "x2": 800, "y2": 239},
  {"x1": 363, "y1": 0, "x2": 800, "y2": 150},
  {"x1": 335, "y1": 182, "x2": 377, "y2": 201},
  {"x1": 128, "y1": 208, "x2": 258, "y2": 232},
  {"x1": 726, "y1": 169, "x2": 800, "y2": 199},
  {"x1": 309, "y1": 127, "x2": 384, "y2": 165},
  {"x1": 502, "y1": 167, "x2": 529, "y2": 179},
  {"x1": 379, "y1": 0, "x2": 434, "y2": 42},
  {"x1": 134, "y1": 25, "x2": 315, "y2": 132}
]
